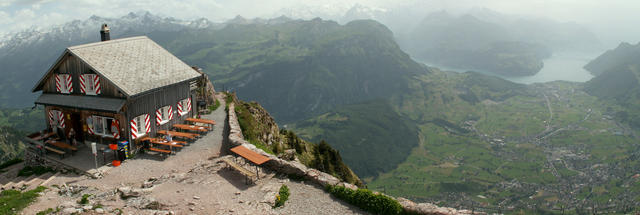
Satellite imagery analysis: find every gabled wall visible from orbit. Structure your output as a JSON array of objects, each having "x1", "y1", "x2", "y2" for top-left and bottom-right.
[{"x1": 42, "y1": 53, "x2": 125, "y2": 98}]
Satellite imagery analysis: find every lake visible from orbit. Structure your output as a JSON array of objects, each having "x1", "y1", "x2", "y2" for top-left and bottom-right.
[{"x1": 421, "y1": 52, "x2": 601, "y2": 84}]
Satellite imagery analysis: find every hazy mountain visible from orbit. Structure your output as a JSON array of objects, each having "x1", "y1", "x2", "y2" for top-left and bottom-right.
[
  {"x1": 401, "y1": 10, "x2": 600, "y2": 77},
  {"x1": 584, "y1": 42, "x2": 640, "y2": 76}
]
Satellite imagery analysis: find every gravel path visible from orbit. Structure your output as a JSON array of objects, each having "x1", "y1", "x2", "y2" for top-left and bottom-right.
[{"x1": 23, "y1": 94, "x2": 367, "y2": 215}]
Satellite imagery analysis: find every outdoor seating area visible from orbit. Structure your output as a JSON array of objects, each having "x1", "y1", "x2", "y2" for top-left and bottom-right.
[
  {"x1": 224, "y1": 145, "x2": 271, "y2": 184},
  {"x1": 27, "y1": 130, "x2": 79, "y2": 159},
  {"x1": 141, "y1": 118, "x2": 216, "y2": 156}
]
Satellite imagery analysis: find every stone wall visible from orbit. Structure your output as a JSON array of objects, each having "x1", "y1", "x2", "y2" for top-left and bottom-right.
[
  {"x1": 226, "y1": 102, "x2": 475, "y2": 215},
  {"x1": 23, "y1": 147, "x2": 87, "y2": 176}
]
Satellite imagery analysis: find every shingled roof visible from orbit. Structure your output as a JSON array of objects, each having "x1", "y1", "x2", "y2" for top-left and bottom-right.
[{"x1": 33, "y1": 36, "x2": 201, "y2": 96}]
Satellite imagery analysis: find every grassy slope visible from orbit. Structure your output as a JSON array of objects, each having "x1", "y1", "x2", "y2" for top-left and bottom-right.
[
  {"x1": 0, "y1": 107, "x2": 43, "y2": 161},
  {"x1": 290, "y1": 100, "x2": 418, "y2": 179}
]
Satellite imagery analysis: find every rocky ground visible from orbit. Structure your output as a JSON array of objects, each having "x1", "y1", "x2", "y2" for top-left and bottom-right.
[{"x1": 21, "y1": 96, "x2": 367, "y2": 215}]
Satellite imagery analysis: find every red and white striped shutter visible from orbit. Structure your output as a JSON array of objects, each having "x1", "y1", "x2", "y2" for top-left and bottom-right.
[
  {"x1": 144, "y1": 114, "x2": 151, "y2": 133},
  {"x1": 177, "y1": 101, "x2": 183, "y2": 116},
  {"x1": 187, "y1": 98, "x2": 192, "y2": 113},
  {"x1": 86, "y1": 116, "x2": 94, "y2": 135},
  {"x1": 48, "y1": 110, "x2": 56, "y2": 126},
  {"x1": 155, "y1": 109, "x2": 162, "y2": 125},
  {"x1": 168, "y1": 106, "x2": 173, "y2": 120},
  {"x1": 79, "y1": 75, "x2": 86, "y2": 94},
  {"x1": 65, "y1": 75, "x2": 73, "y2": 93},
  {"x1": 111, "y1": 119, "x2": 120, "y2": 139},
  {"x1": 55, "y1": 75, "x2": 62, "y2": 92},
  {"x1": 130, "y1": 119, "x2": 138, "y2": 139},
  {"x1": 58, "y1": 111, "x2": 66, "y2": 128},
  {"x1": 94, "y1": 75, "x2": 101, "y2": 94}
]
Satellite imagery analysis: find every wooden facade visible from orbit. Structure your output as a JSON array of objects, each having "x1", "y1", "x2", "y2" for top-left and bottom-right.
[{"x1": 34, "y1": 38, "x2": 201, "y2": 155}]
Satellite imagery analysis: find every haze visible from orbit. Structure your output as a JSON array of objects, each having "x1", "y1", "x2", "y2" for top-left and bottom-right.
[{"x1": 1, "y1": 0, "x2": 639, "y2": 47}]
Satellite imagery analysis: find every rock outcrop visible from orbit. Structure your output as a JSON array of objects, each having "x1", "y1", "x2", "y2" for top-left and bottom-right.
[{"x1": 227, "y1": 101, "x2": 471, "y2": 215}]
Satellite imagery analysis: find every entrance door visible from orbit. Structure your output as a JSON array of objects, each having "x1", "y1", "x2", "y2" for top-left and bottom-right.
[{"x1": 70, "y1": 113, "x2": 84, "y2": 143}]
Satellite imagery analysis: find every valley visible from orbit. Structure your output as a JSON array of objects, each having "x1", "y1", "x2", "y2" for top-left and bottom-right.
[
  {"x1": 294, "y1": 69, "x2": 640, "y2": 213},
  {"x1": 0, "y1": 10, "x2": 639, "y2": 214}
]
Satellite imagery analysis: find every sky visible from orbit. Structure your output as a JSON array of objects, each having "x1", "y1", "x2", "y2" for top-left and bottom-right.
[{"x1": 1, "y1": 0, "x2": 639, "y2": 46}]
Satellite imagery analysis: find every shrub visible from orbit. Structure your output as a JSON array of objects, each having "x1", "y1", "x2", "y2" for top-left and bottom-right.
[
  {"x1": 0, "y1": 158, "x2": 23, "y2": 170},
  {"x1": 274, "y1": 185, "x2": 290, "y2": 208},
  {"x1": 326, "y1": 185, "x2": 403, "y2": 215},
  {"x1": 78, "y1": 194, "x2": 91, "y2": 205},
  {"x1": 208, "y1": 98, "x2": 221, "y2": 112},
  {"x1": 17, "y1": 166, "x2": 54, "y2": 177}
]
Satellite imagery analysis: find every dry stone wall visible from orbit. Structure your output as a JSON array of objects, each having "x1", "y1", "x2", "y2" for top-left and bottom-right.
[{"x1": 226, "y1": 102, "x2": 475, "y2": 215}]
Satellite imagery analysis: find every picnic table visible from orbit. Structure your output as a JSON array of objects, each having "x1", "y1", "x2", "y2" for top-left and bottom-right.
[
  {"x1": 148, "y1": 138, "x2": 184, "y2": 152},
  {"x1": 32, "y1": 132, "x2": 56, "y2": 141},
  {"x1": 157, "y1": 130, "x2": 198, "y2": 140},
  {"x1": 173, "y1": 124, "x2": 209, "y2": 133},
  {"x1": 185, "y1": 118, "x2": 216, "y2": 130},
  {"x1": 45, "y1": 140, "x2": 78, "y2": 151}
]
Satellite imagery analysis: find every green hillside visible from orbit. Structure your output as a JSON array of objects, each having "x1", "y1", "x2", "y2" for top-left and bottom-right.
[
  {"x1": 290, "y1": 100, "x2": 418, "y2": 178},
  {"x1": 162, "y1": 19, "x2": 425, "y2": 123},
  {"x1": 292, "y1": 68, "x2": 640, "y2": 212},
  {"x1": 0, "y1": 108, "x2": 44, "y2": 160}
]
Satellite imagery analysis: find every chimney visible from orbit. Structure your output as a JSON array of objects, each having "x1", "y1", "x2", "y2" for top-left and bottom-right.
[{"x1": 100, "y1": 24, "x2": 110, "y2": 41}]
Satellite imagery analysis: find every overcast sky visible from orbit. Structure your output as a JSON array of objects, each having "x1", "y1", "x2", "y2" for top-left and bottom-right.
[{"x1": 1, "y1": 0, "x2": 639, "y2": 46}]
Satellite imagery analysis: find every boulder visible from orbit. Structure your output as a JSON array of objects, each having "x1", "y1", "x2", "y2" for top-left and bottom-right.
[{"x1": 61, "y1": 208, "x2": 78, "y2": 215}]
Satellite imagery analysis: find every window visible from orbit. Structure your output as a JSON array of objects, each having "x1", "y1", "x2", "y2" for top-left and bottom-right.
[
  {"x1": 81, "y1": 74, "x2": 101, "y2": 95},
  {"x1": 49, "y1": 110, "x2": 63, "y2": 127},
  {"x1": 56, "y1": 74, "x2": 72, "y2": 94},
  {"x1": 88, "y1": 115, "x2": 114, "y2": 137},
  {"x1": 131, "y1": 114, "x2": 148, "y2": 138},
  {"x1": 178, "y1": 98, "x2": 191, "y2": 116},
  {"x1": 156, "y1": 105, "x2": 172, "y2": 125}
]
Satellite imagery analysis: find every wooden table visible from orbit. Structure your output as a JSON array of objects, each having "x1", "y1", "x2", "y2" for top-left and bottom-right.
[
  {"x1": 149, "y1": 139, "x2": 184, "y2": 152},
  {"x1": 157, "y1": 130, "x2": 198, "y2": 140},
  {"x1": 45, "y1": 140, "x2": 78, "y2": 154},
  {"x1": 173, "y1": 124, "x2": 208, "y2": 133},
  {"x1": 32, "y1": 132, "x2": 56, "y2": 141},
  {"x1": 185, "y1": 118, "x2": 216, "y2": 130}
]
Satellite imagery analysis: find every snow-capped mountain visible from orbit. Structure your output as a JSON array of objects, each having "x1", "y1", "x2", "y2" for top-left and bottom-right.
[
  {"x1": 0, "y1": 11, "x2": 216, "y2": 54},
  {"x1": 0, "y1": 11, "x2": 219, "y2": 108}
]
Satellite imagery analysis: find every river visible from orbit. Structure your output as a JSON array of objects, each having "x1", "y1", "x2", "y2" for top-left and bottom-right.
[{"x1": 421, "y1": 52, "x2": 601, "y2": 84}]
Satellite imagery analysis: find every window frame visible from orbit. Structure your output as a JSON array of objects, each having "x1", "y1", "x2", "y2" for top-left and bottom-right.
[
  {"x1": 133, "y1": 114, "x2": 147, "y2": 137},
  {"x1": 178, "y1": 98, "x2": 190, "y2": 115},
  {"x1": 91, "y1": 115, "x2": 115, "y2": 138},
  {"x1": 158, "y1": 105, "x2": 171, "y2": 125},
  {"x1": 57, "y1": 74, "x2": 71, "y2": 94},
  {"x1": 83, "y1": 74, "x2": 98, "y2": 96}
]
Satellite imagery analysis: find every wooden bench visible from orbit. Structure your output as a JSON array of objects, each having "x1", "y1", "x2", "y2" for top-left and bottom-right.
[
  {"x1": 221, "y1": 157, "x2": 256, "y2": 184},
  {"x1": 148, "y1": 147, "x2": 171, "y2": 154},
  {"x1": 44, "y1": 146, "x2": 65, "y2": 158},
  {"x1": 157, "y1": 130, "x2": 198, "y2": 140},
  {"x1": 173, "y1": 124, "x2": 209, "y2": 133}
]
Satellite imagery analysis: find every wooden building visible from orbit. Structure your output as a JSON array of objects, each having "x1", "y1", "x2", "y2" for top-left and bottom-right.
[{"x1": 31, "y1": 25, "x2": 203, "y2": 156}]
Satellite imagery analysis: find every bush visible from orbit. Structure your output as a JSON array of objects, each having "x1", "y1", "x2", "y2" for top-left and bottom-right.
[
  {"x1": 274, "y1": 185, "x2": 290, "y2": 208},
  {"x1": 326, "y1": 185, "x2": 403, "y2": 215},
  {"x1": 208, "y1": 98, "x2": 221, "y2": 112},
  {"x1": 17, "y1": 166, "x2": 54, "y2": 177},
  {"x1": 78, "y1": 194, "x2": 91, "y2": 204},
  {"x1": 0, "y1": 158, "x2": 23, "y2": 171}
]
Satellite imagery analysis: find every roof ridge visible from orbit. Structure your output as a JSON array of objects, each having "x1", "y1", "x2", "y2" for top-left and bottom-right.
[{"x1": 68, "y1": 36, "x2": 149, "y2": 50}]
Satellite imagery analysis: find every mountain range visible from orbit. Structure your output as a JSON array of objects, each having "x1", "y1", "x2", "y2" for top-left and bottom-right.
[{"x1": 1, "y1": 11, "x2": 639, "y2": 213}]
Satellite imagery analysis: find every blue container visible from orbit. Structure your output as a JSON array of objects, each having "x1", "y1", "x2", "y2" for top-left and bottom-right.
[{"x1": 118, "y1": 141, "x2": 128, "y2": 148}]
